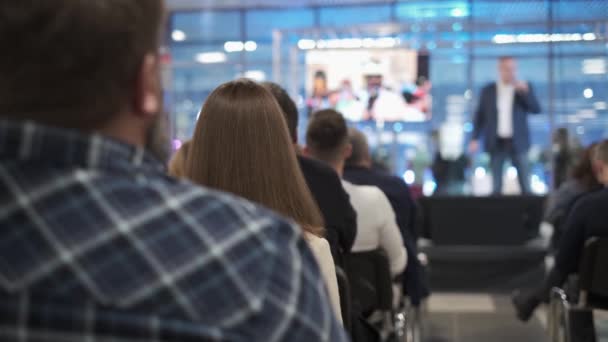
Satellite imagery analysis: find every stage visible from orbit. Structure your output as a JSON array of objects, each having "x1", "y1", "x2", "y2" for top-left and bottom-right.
[{"x1": 418, "y1": 195, "x2": 549, "y2": 292}]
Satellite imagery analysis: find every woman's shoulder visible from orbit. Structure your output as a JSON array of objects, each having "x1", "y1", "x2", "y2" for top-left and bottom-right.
[{"x1": 305, "y1": 233, "x2": 330, "y2": 250}]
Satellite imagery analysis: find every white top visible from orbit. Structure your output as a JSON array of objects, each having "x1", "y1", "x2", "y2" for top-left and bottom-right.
[
  {"x1": 496, "y1": 81, "x2": 515, "y2": 138},
  {"x1": 306, "y1": 233, "x2": 342, "y2": 324},
  {"x1": 341, "y1": 181, "x2": 407, "y2": 276}
]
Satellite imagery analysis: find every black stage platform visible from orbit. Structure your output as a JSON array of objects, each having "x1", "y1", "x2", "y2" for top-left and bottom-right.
[{"x1": 418, "y1": 195, "x2": 548, "y2": 292}]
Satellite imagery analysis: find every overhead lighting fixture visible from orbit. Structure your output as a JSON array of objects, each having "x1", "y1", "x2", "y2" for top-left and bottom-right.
[
  {"x1": 298, "y1": 39, "x2": 316, "y2": 50},
  {"x1": 493, "y1": 32, "x2": 597, "y2": 44},
  {"x1": 582, "y1": 59, "x2": 606, "y2": 75},
  {"x1": 224, "y1": 40, "x2": 258, "y2": 53},
  {"x1": 450, "y1": 8, "x2": 467, "y2": 17},
  {"x1": 297, "y1": 37, "x2": 399, "y2": 50},
  {"x1": 243, "y1": 70, "x2": 266, "y2": 82},
  {"x1": 244, "y1": 41, "x2": 258, "y2": 52},
  {"x1": 594, "y1": 102, "x2": 607, "y2": 111},
  {"x1": 172, "y1": 30, "x2": 186, "y2": 42},
  {"x1": 224, "y1": 41, "x2": 244, "y2": 53},
  {"x1": 583, "y1": 88, "x2": 594, "y2": 99},
  {"x1": 195, "y1": 52, "x2": 227, "y2": 64}
]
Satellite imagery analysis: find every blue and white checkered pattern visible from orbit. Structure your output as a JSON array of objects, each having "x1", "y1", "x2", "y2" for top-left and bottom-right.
[{"x1": 0, "y1": 120, "x2": 348, "y2": 342}]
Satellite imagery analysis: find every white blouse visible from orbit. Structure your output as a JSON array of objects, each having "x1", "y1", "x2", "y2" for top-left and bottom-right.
[
  {"x1": 305, "y1": 233, "x2": 343, "y2": 324},
  {"x1": 342, "y1": 181, "x2": 408, "y2": 276}
]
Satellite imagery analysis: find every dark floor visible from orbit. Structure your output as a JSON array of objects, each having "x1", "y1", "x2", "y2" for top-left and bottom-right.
[{"x1": 421, "y1": 294, "x2": 548, "y2": 342}]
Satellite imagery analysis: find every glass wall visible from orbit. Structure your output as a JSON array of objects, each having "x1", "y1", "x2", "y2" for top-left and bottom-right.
[{"x1": 167, "y1": 0, "x2": 607, "y2": 195}]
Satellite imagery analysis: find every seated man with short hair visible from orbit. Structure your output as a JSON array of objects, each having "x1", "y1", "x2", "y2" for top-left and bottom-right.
[
  {"x1": 305, "y1": 109, "x2": 407, "y2": 277},
  {"x1": 0, "y1": 1, "x2": 347, "y2": 341},
  {"x1": 345, "y1": 128, "x2": 429, "y2": 306}
]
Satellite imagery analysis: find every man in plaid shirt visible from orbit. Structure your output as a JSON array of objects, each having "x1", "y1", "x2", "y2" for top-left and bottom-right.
[{"x1": 0, "y1": 1, "x2": 347, "y2": 341}]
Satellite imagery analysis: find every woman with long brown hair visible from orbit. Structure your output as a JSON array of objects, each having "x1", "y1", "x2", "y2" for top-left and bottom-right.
[
  {"x1": 178, "y1": 79, "x2": 342, "y2": 322},
  {"x1": 168, "y1": 140, "x2": 191, "y2": 178}
]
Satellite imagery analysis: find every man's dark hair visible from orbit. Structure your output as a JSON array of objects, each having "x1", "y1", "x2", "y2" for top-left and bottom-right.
[
  {"x1": 0, "y1": 0, "x2": 164, "y2": 130},
  {"x1": 262, "y1": 82, "x2": 298, "y2": 143},
  {"x1": 306, "y1": 109, "x2": 348, "y2": 163},
  {"x1": 499, "y1": 55, "x2": 514, "y2": 62}
]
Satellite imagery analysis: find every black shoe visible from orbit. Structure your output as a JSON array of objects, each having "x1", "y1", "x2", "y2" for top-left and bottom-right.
[{"x1": 512, "y1": 290, "x2": 540, "y2": 322}]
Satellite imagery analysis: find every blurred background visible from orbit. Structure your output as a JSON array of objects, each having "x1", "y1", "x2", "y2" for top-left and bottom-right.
[{"x1": 163, "y1": 0, "x2": 607, "y2": 197}]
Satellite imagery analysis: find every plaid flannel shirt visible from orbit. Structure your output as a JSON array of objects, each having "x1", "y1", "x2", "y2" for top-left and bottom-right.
[{"x1": 0, "y1": 120, "x2": 348, "y2": 342}]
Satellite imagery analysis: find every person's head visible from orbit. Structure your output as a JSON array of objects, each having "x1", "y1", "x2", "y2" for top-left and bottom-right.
[
  {"x1": 498, "y1": 56, "x2": 517, "y2": 84},
  {"x1": 305, "y1": 109, "x2": 351, "y2": 174},
  {"x1": 168, "y1": 141, "x2": 191, "y2": 178},
  {"x1": 553, "y1": 128, "x2": 570, "y2": 148},
  {"x1": 593, "y1": 140, "x2": 608, "y2": 186},
  {"x1": 313, "y1": 71, "x2": 328, "y2": 96},
  {"x1": 365, "y1": 75, "x2": 384, "y2": 91},
  {"x1": 0, "y1": 1, "x2": 167, "y2": 159},
  {"x1": 346, "y1": 128, "x2": 371, "y2": 168},
  {"x1": 571, "y1": 143, "x2": 601, "y2": 191},
  {"x1": 186, "y1": 79, "x2": 323, "y2": 236},
  {"x1": 262, "y1": 82, "x2": 298, "y2": 144}
]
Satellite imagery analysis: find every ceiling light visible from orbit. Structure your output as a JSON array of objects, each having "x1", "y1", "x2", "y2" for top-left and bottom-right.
[
  {"x1": 450, "y1": 8, "x2": 466, "y2": 17},
  {"x1": 298, "y1": 39, "x2": 316, "y2": 50},
  {"x1": 493, "y1": 32, "x2": 597, "y2": 44},
  {"x1": 582, "y1": 59, "x2": 606, "y2": 75},
  {"x1": 243, "y1": 70, "x2": 266, "y2": 82},
  {"x1": 172, "y1": 30, "x2": 186, "y2": 42},
  {"x1": 224, "y1": 41, "x2": 244, "y2": 53},
  {"x1": 195, "y1": 52, "x2": 227, "y2": 64},
  {"x1": 244, "y1": 41, "x2": 258, "y2": 52}
]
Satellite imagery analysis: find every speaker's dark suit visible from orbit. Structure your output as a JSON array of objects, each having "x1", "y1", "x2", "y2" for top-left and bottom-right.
[{"x1": 473, "y1": 83, "x2": 541, "y2": 194}]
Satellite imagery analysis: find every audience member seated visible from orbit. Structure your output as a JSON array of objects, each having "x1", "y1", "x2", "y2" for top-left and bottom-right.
[
  {"x1": 168, "y1": 140, "x2": 191, "y2": 177},
  {"x1": 513, "y1": 140, "x2": 608, "y2": 322},
  {"x1": 305, "y1": 109, "x2": 407, "y2": 276},
  {"x1": 544, "y1": 143, "x2": 602, "y2": 248},
  {"x1": 345, "y1": 128, "x2": 429, "y2": 306},
  {"x1": 177, "y1": 79, "x2": 343, "y2": 323},
  {"x1": 0, "y1": 1, "x2": 346, "y2": 341},
  {"x1": 263, "y1": 82, "x2": 358, "y2": 265}
]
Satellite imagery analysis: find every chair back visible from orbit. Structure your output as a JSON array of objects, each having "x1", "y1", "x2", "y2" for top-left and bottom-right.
[
  {"x1": 578, "y1": 237, "x2": 608, "y2": 310},
  {"x1": 335, "y1": 266, "x2": 352, "y2": 334},
  {"x1": 344, "y1": 250, "x2": 393, "y2": 315}
]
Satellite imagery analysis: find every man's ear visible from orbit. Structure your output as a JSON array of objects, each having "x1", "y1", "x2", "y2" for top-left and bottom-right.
[
  {"x1": 302, "y1": 146, "x2": 311, "y2": 157},
  {"x1": 344, "y1": 143, "x2": 353, "y2": 159},
  {"x1": 134, "y1": 53, "x2": 161, "y2": 118}
]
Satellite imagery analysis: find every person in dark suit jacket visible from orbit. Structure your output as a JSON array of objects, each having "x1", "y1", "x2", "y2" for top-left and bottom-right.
[
  {"x1": 513, "y1": 140, "x2": 608, "y2": 322},
  {"x1": 263, "y1": 82, "x2": 357, "y2": 264},
  {"x1": 344, "y1": 128, "x2": 430, "y2": 306},
  {"x1": 470, "y1": 56, "x2": 541, "y2": 195}
]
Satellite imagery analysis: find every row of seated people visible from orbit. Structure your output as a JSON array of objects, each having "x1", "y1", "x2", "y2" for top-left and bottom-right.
[
  {"x1": 513, "y1": 140, "x2": 608, "y2": 322},
  {"x1": 169, "y1": 81, "x2": 429, "y2": 341},
  {"x1": 0, "y1": 1, "x2": 424, "y2": 340}
]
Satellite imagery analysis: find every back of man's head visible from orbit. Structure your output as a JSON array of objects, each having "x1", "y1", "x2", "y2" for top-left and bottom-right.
[
  {"x1": 262, "y1": 82, "x2": 298, "y2": 143},
  {"x1": 593, "y1": 140, "x2": 608, "y2": 185},
  {"x1": 0, "y1": 0, "x2": 164, "y2": 130},
  {"x1": 346, "y1": 128, "x2": 371, "y2": 168},
  {"x1": 306, "y1": 109, "x2": 348, "y2": 164},
  {"x1": 595, "y1": 140, "x2": 608, "y2": 165}
]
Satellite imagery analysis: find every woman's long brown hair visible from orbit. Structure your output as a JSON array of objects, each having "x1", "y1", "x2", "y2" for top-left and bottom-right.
[
  {"x1": 185, "y1": 79, "x2": 324, "y2": 237},
  {"x1": 168, "y1": 140, "x2": 191, "y2": 178}
]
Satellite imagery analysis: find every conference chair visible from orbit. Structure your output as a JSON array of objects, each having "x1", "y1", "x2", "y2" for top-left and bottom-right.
[
  {"x1": 549, "y1": 238, "x2": 608, "y2": 342},
  {"x1": 345, "y1": 250, "x2": 417, "y2": 341},
  {"x1": 336, "y1": 266, "x2": 353, "y2": 334}
]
